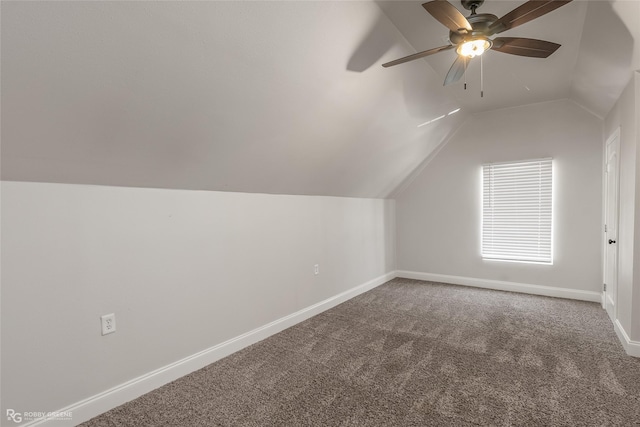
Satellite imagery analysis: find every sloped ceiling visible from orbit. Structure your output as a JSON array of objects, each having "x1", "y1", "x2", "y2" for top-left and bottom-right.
[
  {"x1": 1, "y1": 1, "x2": 637, "y2": 198},
  {"x1": 378, "y1": 0, "x2": 587, "y2": 113},
  {"x1": 570, "y1": 0, "x2": 639, "y2": 118},
  {"x1": 378, "y1": 0, "x2": 638, "y2": 118},
  {"x1": 1, "y1": 0, "x2": 467, "y2": 198}
]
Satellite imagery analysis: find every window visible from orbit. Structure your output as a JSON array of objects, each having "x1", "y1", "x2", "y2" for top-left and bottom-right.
[{"x1": 482, "y1": 158, "x2": 552, "y2": 264}]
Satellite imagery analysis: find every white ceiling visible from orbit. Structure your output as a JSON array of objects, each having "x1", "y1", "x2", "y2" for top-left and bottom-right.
[
  {"x1": 377, "y1": 0, "x2": 637, "y2": 117},
  {"x1": 570, "y1": 0, "x2": 639, "y2": 117},
  {"x1": 1, "y1": 1, "x2": 467, "y2": 198},
  {"x1": 378, "y1": 0, "x2": 587, "y2": 114},
  {"x1": 1, "y1": 1, "x2": 637, "y2": 198}
]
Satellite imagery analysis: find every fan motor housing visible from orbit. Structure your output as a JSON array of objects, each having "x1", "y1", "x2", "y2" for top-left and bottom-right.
[
  {"x1": 461, "y1": 0, "x2": 484, "y2": 11},
  {"x1": 449, "y1": 13, "x2": 498, "y2": 45}
]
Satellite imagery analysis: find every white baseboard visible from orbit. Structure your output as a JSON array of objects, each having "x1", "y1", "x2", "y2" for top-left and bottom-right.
[
  {"x1": 24, "y1": 271, "x2": 396, "y2": 427},
  {"x1": 614, "y1": 319, "x2": 640, "y2": 358},
  {"x1": 395, "y1": 271, "x2": 601, "y2": 303}
]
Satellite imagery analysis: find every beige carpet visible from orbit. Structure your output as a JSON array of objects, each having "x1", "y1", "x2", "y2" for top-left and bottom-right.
[{"x1": 82, "y1": 278, "x2": 640, "y2": 426}]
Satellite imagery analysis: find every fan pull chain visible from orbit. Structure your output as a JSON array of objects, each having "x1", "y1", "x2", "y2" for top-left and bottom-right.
[
  {"x1": 480, "y1": 54, "x2": 484, "y2": 98},
  {"x1": 464, "y1": 57, "x2": 467, "y2": 90}
]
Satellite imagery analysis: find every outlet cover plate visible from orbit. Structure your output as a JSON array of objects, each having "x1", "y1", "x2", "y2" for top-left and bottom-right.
[{"x1": 101, "y1": 313, "x2": 116, "y2": 335}]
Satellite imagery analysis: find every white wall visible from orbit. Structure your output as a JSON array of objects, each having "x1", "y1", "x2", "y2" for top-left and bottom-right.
[
  {"x1": 0, "y1": 181, "x2": 395, "y2": 422},
  {"x1": 605, "y1": 71, "x2": 640, "y2": 343},
  {"x1": 604, "y1": 72, "x2": 637, "y2": 339},
  {"x1": 396, "y1": 99, "x2": 603, "y2": 294}
]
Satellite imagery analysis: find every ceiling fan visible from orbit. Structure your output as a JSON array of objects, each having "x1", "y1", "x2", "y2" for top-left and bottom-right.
[{"x1": 382, "y1": 0, "x2": 572, "y2": 88}]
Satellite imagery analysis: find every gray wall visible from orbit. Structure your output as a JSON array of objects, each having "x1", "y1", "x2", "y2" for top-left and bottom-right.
[
  {"x1": 605, "y1": 71, "x2": 640, "y2": 341},
  {"x1": 396, "y1": 99, "x2": 603, "y2": 292},
  {"x1": 1, "y1": 182, "x2": 395, "y2": 420}
]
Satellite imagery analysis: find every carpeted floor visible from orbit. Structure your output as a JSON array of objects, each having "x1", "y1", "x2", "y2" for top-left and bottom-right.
[{"x1": 82, "y1": 278, "x2": 640, "y2": 426}]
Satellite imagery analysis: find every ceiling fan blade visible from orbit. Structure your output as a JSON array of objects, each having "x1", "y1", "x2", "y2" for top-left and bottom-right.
[
  {"x1": 382, "y1": 45, "x2": 454, "y2": 68},
  {"x1": 444, "y1": 55, "x2": 469, "y2": 86},
  {"x1": 492, "y1": 37, "x2": 561, "y2": 58},
  {"x1": 422, "y1": 0, "x2": 472, "y2": 33},
  {"x1": 488, "y1": 0, "x2": 572, "y2": 35}
]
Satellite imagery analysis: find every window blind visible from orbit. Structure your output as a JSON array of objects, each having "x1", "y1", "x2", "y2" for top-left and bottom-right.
[{"x1": 482, "y1": 158, "x2": 552, "y2": 264}]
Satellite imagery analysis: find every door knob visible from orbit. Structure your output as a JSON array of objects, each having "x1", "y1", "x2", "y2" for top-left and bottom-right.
[{"x1": 609, "y1": 239, "x2": 616, "y2": 244}]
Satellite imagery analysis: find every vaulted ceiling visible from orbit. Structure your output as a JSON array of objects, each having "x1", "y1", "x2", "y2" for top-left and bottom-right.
[
  {"x1": 1, "y1": 1, "x2": 638, "y2": 198},
  {"x1": 379, "y1": 0, "x2": 636, "y2": 119}
]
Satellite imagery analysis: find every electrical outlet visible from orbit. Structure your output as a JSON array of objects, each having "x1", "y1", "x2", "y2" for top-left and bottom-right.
[
  {"x1": 101, "y1": 313, "x2": 116, "y2": 335},
  {"x1": 314, "y1": 264, "x2": 319, "y2": 275}
]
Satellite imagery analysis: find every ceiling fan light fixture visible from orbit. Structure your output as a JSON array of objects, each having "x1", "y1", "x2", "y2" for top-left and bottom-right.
[
  {"x1": 457, "y1": 38, "x2": 491, "y2": 58},
  {"x1": 383, "y1": 0, "x2": 572, "y2": 91}
]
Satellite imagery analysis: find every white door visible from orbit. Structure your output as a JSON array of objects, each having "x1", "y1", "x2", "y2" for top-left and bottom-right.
[{"x1": 604, "y1": 129, "x2": 620, "y2": 321}]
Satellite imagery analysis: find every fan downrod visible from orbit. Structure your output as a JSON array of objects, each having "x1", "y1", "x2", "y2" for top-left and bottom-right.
[{"x1": 461, "y1": 0, "x2": 484, "y2": 15}]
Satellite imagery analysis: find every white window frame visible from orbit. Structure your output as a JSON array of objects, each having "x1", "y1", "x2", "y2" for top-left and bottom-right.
[{"x1": 481, "y1": 158, "x2": 553, "y2": 265}]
